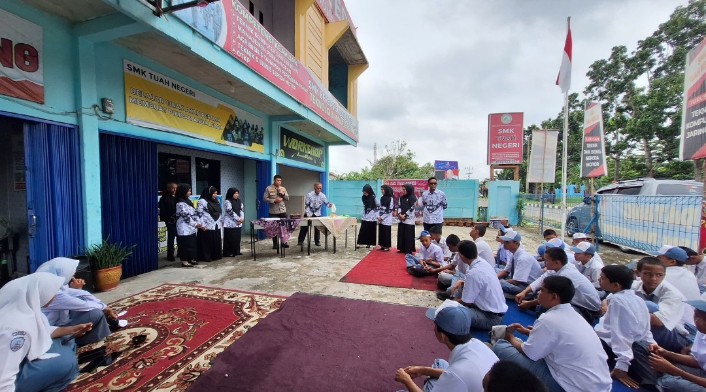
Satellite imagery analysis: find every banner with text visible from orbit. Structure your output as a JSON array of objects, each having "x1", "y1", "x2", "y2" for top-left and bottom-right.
[
  {"x1": 0, "y1": 9, "x2": 43, "y2": 104},
  {"x1": 680, "y1": 36, "x2": 706, "y2": 160},
  {"x1": 382, "y1": 179, "x2": 427, "y2": 223},
  {"x1": 124, "y1": 60, "x2": 264, "y2": 153},
  {"x1": 527, "y1": 130, "x2": 558, "y2": 183},
  {"x1": 487, "y1": 112, "x2": 524, "y2": 164},
  {"x1": 434, "y1": 160, "x2": 459, "y2": 180},
  {"x1": 581, "y1": 102, "x2": 607, "y2": 177},
  {"x1": 171, "y1": 1, "x2": 358, "y2": 141},
  {"x1": 279, "y1": 128, "x2": 324, "y2": 168}
]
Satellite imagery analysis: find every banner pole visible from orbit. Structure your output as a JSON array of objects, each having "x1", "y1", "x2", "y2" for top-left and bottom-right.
[{"x1": 561, "y1": 91, "x2": 569, "y2": 239}]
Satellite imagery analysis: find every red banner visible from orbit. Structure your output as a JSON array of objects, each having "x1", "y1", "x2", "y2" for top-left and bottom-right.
[
  {"x1": 172, "y1": 2, "x2": 358, "y2": 141},
  {"x1": 487, "y1": 113, "x2": 524, "y2": 164},
  {"x1": 680, "y1": 36, "x2": 706, "y2": 160}
]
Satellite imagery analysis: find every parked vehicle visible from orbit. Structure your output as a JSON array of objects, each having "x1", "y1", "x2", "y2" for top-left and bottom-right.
[{"x1": 566, "y1": 178, "x2": 703, "y2": 235}]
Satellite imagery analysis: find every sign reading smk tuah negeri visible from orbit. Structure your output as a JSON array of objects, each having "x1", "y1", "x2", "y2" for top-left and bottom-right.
[{"x1": 280, "y1": 128, "x2": 324, "y2": 167}]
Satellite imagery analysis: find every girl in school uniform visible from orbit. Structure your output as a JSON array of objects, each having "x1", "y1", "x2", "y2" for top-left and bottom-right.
[
  {"x1": 396, "y1": 183, "x2": 417, "y2": 254},
  {"x1": 197, "y1": 186, "x2": 223, "y2": 262},
  {"x1": 175, "y1": 184, "x2": 201, "y2": 267},
  {"x1": 222, "y1": 187, "x2": 245, "y2": 257},
  {"x1": 357, "y1": 184, "x2": 378, "y2": 249},
  {"x1": 378, "y1": 185, "x2": 394, "y2": 252}
]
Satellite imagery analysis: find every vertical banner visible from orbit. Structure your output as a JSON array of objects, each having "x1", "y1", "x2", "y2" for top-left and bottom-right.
[
  {"x1": 0, "y1": 9, "x2": 43, "y2": 104},
  {"x1": 680, "y1": 36, "x2": 706, "y2": 160},
  {"x1": 581, "y1": 102, "x2": 608, "y2": 177},
  {"x1": 434, "y1": 160, "x2": 459, "y2": 180},
  {"x1": 487, "y1": 113, "x2": 524, "y2": 164},
  {"x1": 527, "y1": 130, "x2": 558, "y2": 183}
]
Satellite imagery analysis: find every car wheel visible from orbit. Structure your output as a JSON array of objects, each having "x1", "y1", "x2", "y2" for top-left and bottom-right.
[{"x1": 566, "y1": 218, "x2": 578, "y2": 235}]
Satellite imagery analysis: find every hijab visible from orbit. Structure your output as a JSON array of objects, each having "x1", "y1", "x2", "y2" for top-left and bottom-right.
[
  {"x1": 400, "y1": 183, "x2": 417, "y2": 212},
  {"x1": 36, "y1": 257, "x2": 79, "y2": 286},
  {"x1": 380, "y1": 185, "x2": 394, "y2": 209},
  {"x1": 361, "y1": 184, "x2": 377, "y2": 214},
  {"x1": 0, "y1": 273, "x2": 64, "y2": 360},
  {"x1": 175, "y1": 183, "x2": 192, "y2": 204},
  {"x1": 200, "y1": 186, "x2": 222, "y2": 220},
  {"x1": 225, "y1": 187, "x2": 243, "y2": 215}
]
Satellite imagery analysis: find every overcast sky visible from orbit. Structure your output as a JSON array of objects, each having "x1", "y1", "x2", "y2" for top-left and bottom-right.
[{"x1": 328, "y1": 0, "x2": 689, "y2": 179}]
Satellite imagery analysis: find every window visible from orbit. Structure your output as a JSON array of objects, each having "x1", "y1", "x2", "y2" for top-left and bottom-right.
[
  {"x1": 195, "y1": 157, "x2": 221, "y2": 196},
  {"x1": 616, "y1": 187, "x2": 641, "y2": 195},
  {"x1": 249, "y1": 1, "x2": 254, "y2": 15},
  {"x1": 259, "y1": 11, "x2": 264, "y2": 24},
  {"x1": 158, "y1": 153, "x2": 191, "y2": 194}
]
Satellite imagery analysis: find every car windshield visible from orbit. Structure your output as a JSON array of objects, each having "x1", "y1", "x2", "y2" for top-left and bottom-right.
[{"x1": 655, "y1": 184, "x2": 702, "y2": 195}]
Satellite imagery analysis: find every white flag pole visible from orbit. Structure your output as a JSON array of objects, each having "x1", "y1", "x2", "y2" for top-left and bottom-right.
[{"x1": 561, "y1": 90, "x2": 569, "y2": 238}]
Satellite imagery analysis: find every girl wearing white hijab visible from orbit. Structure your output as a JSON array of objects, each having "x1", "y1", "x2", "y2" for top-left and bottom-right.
[
  {"x1": 36, "y1": 257, "x2": 114, "y2": 347},
  {"x1": 0, "y1": 272, "x2": 91, "y2": 391}
]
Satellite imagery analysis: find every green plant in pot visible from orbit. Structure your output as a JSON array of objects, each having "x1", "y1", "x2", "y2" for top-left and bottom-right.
[{"x1": 84, "y1": 238, "x2": 135, "y2": 292}]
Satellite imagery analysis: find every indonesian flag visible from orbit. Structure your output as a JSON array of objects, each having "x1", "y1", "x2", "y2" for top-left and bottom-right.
[{"x1": 556, "y1": 18, "x2": 572, "y2": 93}]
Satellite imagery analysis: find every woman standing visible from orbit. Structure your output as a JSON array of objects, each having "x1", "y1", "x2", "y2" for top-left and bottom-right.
[
  {"x1": 378, "y1": 185, "x2": 394, "y2": 252},
  {"x1": 175, "y1": 184, "x2": 200, "y2": 267},
  {"x1": 357, "y1": 184, "x2": 378, "y2": 249},
  {"x1": 396, "y1": 183, "x2": 417, "y2": 254},
  {"x1": 222, "y1": 187, "x2": 245, "y2": 257},
  {"x1": 197, "y1": 186, "x2": 223, "y2": 262}
]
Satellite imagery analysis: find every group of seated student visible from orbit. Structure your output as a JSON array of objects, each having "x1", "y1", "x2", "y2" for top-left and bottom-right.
[
  {"x1": 399, "y1": 221, "x2": 706, "y2": 391},
  {"x1": 1, "y1": 257, "x2": 125, "y2": 391}
]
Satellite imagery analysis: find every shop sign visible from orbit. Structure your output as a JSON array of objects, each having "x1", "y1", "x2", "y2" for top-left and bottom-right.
[
  {"x1": 279, "y1": 128, "x2": 324, "y2": 168},
  {"x1": 0, "y1": 9, "x2": 43, "y2": 104}
]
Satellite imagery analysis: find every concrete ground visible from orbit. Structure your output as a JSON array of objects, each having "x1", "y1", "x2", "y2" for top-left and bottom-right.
[{"x1": 95, "y1": 224, "x2": 635, "y2": 306}]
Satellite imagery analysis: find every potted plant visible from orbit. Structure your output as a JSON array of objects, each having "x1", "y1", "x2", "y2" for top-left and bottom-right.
[{"x1": 84, "y1": 238, "x2": 135, "y2": 292}]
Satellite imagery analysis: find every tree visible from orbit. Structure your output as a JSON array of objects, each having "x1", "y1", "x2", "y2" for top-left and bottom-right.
[{"x1": 339, "y1": 140, "x2": 434, "y2": 180}]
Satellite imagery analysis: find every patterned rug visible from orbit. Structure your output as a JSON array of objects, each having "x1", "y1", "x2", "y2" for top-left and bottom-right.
[{"x1": 66, "y1": 284, "x2": 284, "y2": 392}]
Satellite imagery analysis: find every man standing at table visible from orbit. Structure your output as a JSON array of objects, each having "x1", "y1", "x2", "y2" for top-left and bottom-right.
[
  {"x1": 263, "y1": 174, "x2": 289, "y2": 249},
  {"x1": 421, "y1": 177, "x2": 448, "y2": 231},
  {"x1": 297, "y1": 182, "x2": 332, "y2": 247}
]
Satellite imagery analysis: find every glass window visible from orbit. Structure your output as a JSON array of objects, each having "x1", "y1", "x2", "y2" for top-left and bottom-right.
[
  {"x1": 616, "y1": 187, "x2": 641, "y2": 195},
  {"x1": 655, "y1": 184, "x2": 702, "y2": 195},
  {"x1": 158, "y1": 153, "x2": 191, "y2": 193},
  {"x1": 195, "y1": 157, "x2": 221, "y2": 195}
]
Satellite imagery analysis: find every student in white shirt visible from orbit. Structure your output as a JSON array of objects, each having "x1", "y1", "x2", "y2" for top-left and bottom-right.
[
  {"x1": 633, "y1": 257, "x2": 696, "y2": 353},
  {"x1": 570, "y1": 241, "x2": 604, "y2": 290},
  {"x1": 429, "y1": 225, "x2": 452, "y2": 260},
  {"x1": 496, "y1": 230, "x2": 543, "y2": 295},
  {"x1": 650, "y1": 299, "x2": 706, "y2": 391},
  {"x1": 493, "y1": 275, "x2": 612, "y2": 392},
  {"x1": 515, "y1": 247, "x2": 601, "y2": 324},
  {"x1": 595, "y1": 265, "x2": 657, "y2": 390},
  {"x1": 405, "y1": 231, "x2": 445, "y2": 277},
  {"x1": 469, "y1": 224, "x2": 495, "y2": 267},
  {"x1": 683, "y1": 246, "x2": 706, "y2": 293},
  {"x1": 436, "y1": 235, "x2": 462, "y2": 293},
  {"x1": 394, "y1": 304, "x2": 499, "y2": 392},
  {"x1": 456, "y1": 240, "x2": 508, "y2": 330},
  {"x1": 571, "y1": 232, "x2": 589, "y2": 246},
  {"x1": 655, "y1": 245, "x2": 701, "y2": 301}
]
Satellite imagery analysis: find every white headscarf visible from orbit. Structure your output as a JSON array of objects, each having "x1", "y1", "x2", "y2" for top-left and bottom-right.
[
  {"x1": 0, "y1": 273, "x2": 64, "y2": 360},
  {"x1": 36, "y1": 257, "x2": 79, "y2": 286}
]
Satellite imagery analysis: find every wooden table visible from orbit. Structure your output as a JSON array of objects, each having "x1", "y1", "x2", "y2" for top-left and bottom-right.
[{"x1": 297, "y1": 216, "x2": 358, "y2": 255}]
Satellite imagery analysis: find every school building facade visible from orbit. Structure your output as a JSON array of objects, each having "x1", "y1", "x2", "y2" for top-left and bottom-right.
[{"x1": 0, "y1": 0, "x2": 367, "y2": 277}]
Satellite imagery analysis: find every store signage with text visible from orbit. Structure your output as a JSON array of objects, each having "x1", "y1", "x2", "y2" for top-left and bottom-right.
[
  {"x1": 279, "y1": 128, "x2": 324, "y2": 167},
  {"x1": 0, "y1": 9, "x2": 43, "y2": 104}
]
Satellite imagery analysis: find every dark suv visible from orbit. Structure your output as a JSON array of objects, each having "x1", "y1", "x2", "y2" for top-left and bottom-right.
[{"x1": 565, "y1": 178, "x2": 703, "y2": 235}]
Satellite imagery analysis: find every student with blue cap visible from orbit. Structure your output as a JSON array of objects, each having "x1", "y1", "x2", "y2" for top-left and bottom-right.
[
  {"x1": 655, "y1": 245, "x2": 701, "y2": 301},
  {"x1": 496, "y1": 229, "x2": 543, "y2": 296}
]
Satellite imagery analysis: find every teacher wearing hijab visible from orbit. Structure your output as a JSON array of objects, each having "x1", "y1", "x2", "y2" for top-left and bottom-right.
[
  {"x1": 223, "y1": 187, "x2": 245, "y2": 257},
  {"x1": 197, "y1": 186, "x2": 223, "y2": 262},
  {"x1": 357, "y1": 184, "x2": 378, "y2": 249},
  {"x1": 396, "y1": 183, "x2": 418, "y2": 254}
]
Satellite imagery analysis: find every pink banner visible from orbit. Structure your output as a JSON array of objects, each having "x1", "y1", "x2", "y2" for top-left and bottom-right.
[
  {"x1": 487, "y1": 113, "x2": 524, "y2": 164},
  {"x1": 173, "y1": 2, "x2": 358, "y2": 141},
  {"x1": 383, "y1": 179, "x2": 427, "y2": 223}
]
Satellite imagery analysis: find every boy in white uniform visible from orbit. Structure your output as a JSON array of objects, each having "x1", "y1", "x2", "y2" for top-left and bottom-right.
[
  {"x1": 496, "y1": 230, "x2": 543, "y2": 296},
  {"x1": 655, "y1": 245, "x2": 701, "y2": 301},
  {"x1": 570, "y1": 241, "x2": 604, "y2": 290}
]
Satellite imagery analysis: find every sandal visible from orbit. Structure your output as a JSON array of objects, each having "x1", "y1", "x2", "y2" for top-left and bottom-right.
[{"x1": 181, "y1": 261, "x2": 194, "y2": 268}]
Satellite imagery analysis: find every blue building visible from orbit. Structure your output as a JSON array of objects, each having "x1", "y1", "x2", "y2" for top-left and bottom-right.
[{"x1": 0, "y1": 0, "x2": 367, "y2": 277}]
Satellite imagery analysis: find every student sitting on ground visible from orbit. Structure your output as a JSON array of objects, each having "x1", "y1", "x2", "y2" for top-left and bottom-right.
[
  {"x1": 455, "y1": 240, "x2": 508, "y2": 330},
  {"x1": 494, "y1": 226, "x2": 513, "y2": 267},
  {"x1": 429, "y1": 225, "x2": 451, "y2": 261},
  {"x1": 515, "y1": 248, "x2": 601, "y2": 324},
  {"x1": 405, "y1": 231, "x2": 445, "y2": 277},
  {"x1": 394, "y1": 303, "x2": 499, "y2": 392},
  {"x1": 496, "y1": 230, "x2": 543, "y2": 296},
  {"x1": 437, "y1": 234, "x2": 462, "y2": 293},
  {"x1": 570, "y1": 241, "x2": 604, "y2": 290},
  {"x1": 545, "y1": 237, "x2": 576, "y2": 266},
  {"x1": 493, "y1": 275, "x2": 612, "y2": 392},
  {"x1": 594, "y1": 265, "x2": 657, "y2": 390},
  {"x1": 683, "y1": 246, "x2": 706, "y2": 294},
  {"x1": 482, "y1": 360, "x2": 548, "y2": 392},
  {"x1": 649, "y1": 298, "x2": 706, "y2": 391},
  {"x1": 571, "y1": 232, "x2": 589, "y2": 246},
  {"x1": 542, "y1": 229, "x2": 557, "y2": 242},
  {"x1": 655, "y1": 245, "x2": 701, "y2": 301},
  {"x1": 633, "y1": 256, "x2": 696, "y2": 353},
  {"x1": 470, "y1": 224, "x2": 495, "y2": 266}
]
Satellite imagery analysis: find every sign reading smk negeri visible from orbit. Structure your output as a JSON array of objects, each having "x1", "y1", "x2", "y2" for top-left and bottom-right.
[
  {"x1": 527, "y1": 130, "x2": 558, "y2": 183},
  {"x1": 487, "y1": 113, "x2": 524, "y2": 165},
  {"x1": 0, "y1": 9, "x2": 43, "y2": 104},
  {"x1": 124, "y1": 60, "x2": 265, "y2": 153},
  {"x1": 581, "y1": 102, "x2": 607, "y2": 177},
  {"x1": 680, "y1": 36, "x2": 706, "y2": 161},
  {"x1": 279, "y1": 128, "x2": 324, "y2": 167}
]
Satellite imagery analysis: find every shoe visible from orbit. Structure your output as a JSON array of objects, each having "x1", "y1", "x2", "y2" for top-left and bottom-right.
[
  {"x1": 181, "y1": 262, "x2": 194, "y2": 268},
  {"x1": 382, "y1": 248, "x2": 390, "y2": 252},
  {"x1": 366, "y1": 245, "x2": 370, "y2": 249},
  {"x1": 78, "y1": 347, "x2": 107, "y2": 364},
  {"x1": 189, "y1": 260, "x2": 199, "y2": 265},
  {"x1": 396, "y1": 250, "x2": 404, "y2": 254},
  {"x1": 315, "y1": 243, "x2": 321, "y2": 247},
  {"x1": 436, "y1": 291, "x2": 451, "y2": 300},
  {"x1": 282, "y1": 243, "x2": 289, "y2": 248}
]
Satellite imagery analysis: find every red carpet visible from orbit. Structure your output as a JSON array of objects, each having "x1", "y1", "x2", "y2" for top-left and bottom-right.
[
  {"x1": 66, "y1": 284, "x2": 284, "y2": 392},
  {"x1": 188, "y1": 293, "x2": 447, "y2": 391},
  {"x1": 340, "y1": 248, "x2": 439, "y2": 291}
]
